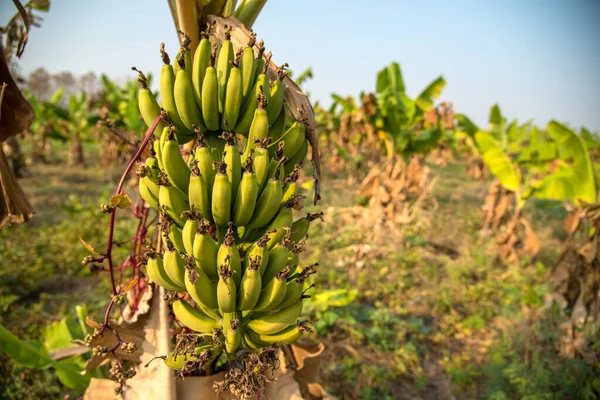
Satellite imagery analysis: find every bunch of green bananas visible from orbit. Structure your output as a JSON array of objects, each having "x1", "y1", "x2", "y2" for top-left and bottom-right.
[
  {"x1": 133, "y1": 26, "x2": 320, "y2": 369},
  {"x1": 135, "y1": 26, "x2": 309, "y2": 169}
]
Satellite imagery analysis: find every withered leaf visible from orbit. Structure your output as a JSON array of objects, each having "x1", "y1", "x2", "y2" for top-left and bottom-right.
[
  {"x1": 109, "y1": 193, "x2": 132, "y2": 209},
  {"x1": 85, "y1": 316, "x2": 103, "y2": 330},
  {"x1": 79, "y1": 238, "x2": 101, "y2": 257}
]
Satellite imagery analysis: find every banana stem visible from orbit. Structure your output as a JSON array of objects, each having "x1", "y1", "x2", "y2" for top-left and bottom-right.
[
  {"x1": 234, "y1": 0, "x2": 267, "y2": 28},
  {"x1": 175, "y1": 0, "x2": 200, "y2": 54}
]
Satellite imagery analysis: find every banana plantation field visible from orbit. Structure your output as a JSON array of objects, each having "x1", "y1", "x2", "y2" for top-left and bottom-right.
[
  {"x1": 1, "y1": 142, "x2": 597, "y2": 399},
  {"x1": 2, "y1": 1, "x2": 599, "y2": 399}
]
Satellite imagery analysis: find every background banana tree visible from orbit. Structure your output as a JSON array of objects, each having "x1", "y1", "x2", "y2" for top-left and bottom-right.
[
  {"x1": 370, "y1": 62, "x2": 447, "y2": 159},
  {"x1": 44, "y1": 92, "x2": 99, "y2": 166},
  {"x1": 23, "y1": 87, "x2": 68, "y2": 164}
]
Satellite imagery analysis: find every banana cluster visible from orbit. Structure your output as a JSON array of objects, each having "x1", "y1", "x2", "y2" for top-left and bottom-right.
[
  {"x1": 136, "y1": 26, "x2": 308, "y2": 168},
  {"x1": 133, "y1": 26, "x2": 320, "y2": 368}
]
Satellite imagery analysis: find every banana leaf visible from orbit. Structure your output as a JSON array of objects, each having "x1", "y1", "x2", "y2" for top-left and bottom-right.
[
  {"x1": 529, "y1": 161, "x2": 578, "y2": 201},
  {"x1": 475, "y1": 130, "x2": 520, "y2": 192},
  {"x1": 415, "y1": 75, "x2": 446, "y2": 113},
  {"x1": 455, "y1": 113, "x2": 479, "y2": 138},
  {"x1": 488, "y1": 104, "x2": 507, "y2": 149},
  {"x1": 545, "y1": 121, "x2": 596, "y2": 204},
  {"x1": 410, "y1": 126, "x2": 443, "y2": 154},
  {"x1": 376, "y1": 62, "x2": 405, "y2": 102}
]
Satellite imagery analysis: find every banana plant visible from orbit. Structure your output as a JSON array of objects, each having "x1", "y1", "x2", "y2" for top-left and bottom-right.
[
  {"x1": 45, "y1": 92, "x2": 99, "y2": 165},
  {"x1": 0, "y1": 305, "x2": 96, "y2": 392},
  {"x1": 370, "y1": 62, "x2": 447, "y2": 159},
  {"x1": 98, "y1": 74, "x2": 145, "y2": 135},
  {"x1": 457, "y1": 105, "x2": 597, "y2": 209},
  {"x1": 24, "y1": 86, "x2": 69, "y2": 162}
]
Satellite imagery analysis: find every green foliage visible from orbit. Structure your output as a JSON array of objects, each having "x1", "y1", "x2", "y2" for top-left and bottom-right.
[
  {"x1": 466, "y1": 105, "x2": 598, "y2": 209},
  {"x1": 373, "y1": 62, "x2": 447, "y2": 157},
  {"x1": 0, "y1": 307, "x2": 92, "y2": 392},
  {"x1": 99, "y1": 74, "x2": 145, "y2": 134}
]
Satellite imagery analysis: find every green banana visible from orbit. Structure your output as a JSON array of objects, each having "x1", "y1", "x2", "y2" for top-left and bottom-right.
[
  {"x1": 285, "y1": 138, "x2": 308, "y2": 176},
  {"x1": 159, "y1": 43, "x2": 192, "y2": 138},
  {"x1": 188, "y1": 160, "x2": 212, "y2": 222},
  {"x1": 181, "y1": 211, "x2": 200, "y2": 257},
  {"x1": 217, "y1": 224, "x2": 242, "y2": 287},
  {"x1": 252, "y1": 45, "x2": 268, "y2": 97},
  {"x1": 162, "y1": 128, "x2": 191, "y2": 194},
  {"x1": 133, "y1": 67, "x2": 164, "y2": 136},
  {"x1": 248, "y1": 321, "x2": 311, "y2": 345},
  {"x1": 222, "y1": 65, "x2": 243, "y2": 130},
  {"x1": 225, "y1": 318, "x2": 241, "y2": 355},
  {"x1": 191, "y1": 29, "x2": 212, "y2": 108},
  {"x1": 163, "y1": 238, "x2": 186, "y2": 288},
  {"x1": 142, "y1": 153, "x2": 161, "y2": 197},
  {"x1": 217, "y1": 257, "x2": 237, "y2": 314},
  {"x1": 193, "y1": 129, "x2": 216, "y2": 199},
  {"x1": 222, "y1": 133, "x2": 241, "y2": 202},
  {"x1": 183, "y1": 255, "x2": 219, "y2": 311},
  {"x1": 253, "y1": 266, "x2": 290, "y2": 311},
  {"x1": 216, "y1": 26, "x2": 234, "y2": 113},
  {"x1": 290, "y1": 212, "x2": 323, "y2": 243},
  {"x1": 211, "y1": 161, "x2": 231, "y2": 227},
  {"x1": 174, "y1": 50, "x2": 205, "y2": 131},
  {"x1": 272, "y1": 120, "x2": 305, "y2": 160},
  {"x1": 252, "y1": 139, "x2": 271, "y2": 190},
  {"x1": 202, "y1": 44, "x2": 220, "y2": 131},
  {"x1": 264, "y1": 203, "x2": 294, "y2": 249},
  {"x1": 247, "y1": 166, "x2": 284, "y2": 228},
  {"x1": 244, "y1": 233, "x2": 270, "y2": 276},
  {"x1": 138, "y1": 175, "x2": 159, "y2": 209},
  {"x1": 232, "y1": 154, "x2": 258, "y2": 227},
  {"x1": 153, "y1": 139, "x2": 164, "y2": 170},
  {"x1": 172, "y1": 299, "x2": 221, "y2": 332},
  {"x1": 192, "y1": 219, "x2": 219, "y2": 281},
  {"x1": 237, "y1": 255, "x2": 262, "y2": 310},
  {"x1": 146, "y1": 253, "x2": 184, "y2": 292},
  {"x1": 243, "y1": 329, "x2": 264, "y2": 351},
  {"x1": 160, "y1": 215, "x2": 186, "y2": 253},
  {"x1": 268, "y1": 105, "x2": 287, "y2": 143},
  {"x1": 157, "y1": 173, "x2": 188, "y2": 228},
  {"x1": 276, "y1": 279, "x2": 304, "y2": 311},
  {"x1": 266, "y1": 64, "x2": 287, "y2": 123},
  {"x1": 246, "y1": 301, "x2": 303, "y2": 335},
  {"x1": 233, "y1": 53, "x2": 270, "y2": 135},
  {"x1": 241, "y1": 92, "x2": 269, "y2": 163},
  {"x1": 278, "y1": 264, "x2": 316, "y2": 310},
  {"x1": 262, "y1": 240, "x2": 290, "y2": 285},
  {"x1": 239, "y1": 35, "x2": 256, "y2": 104}
]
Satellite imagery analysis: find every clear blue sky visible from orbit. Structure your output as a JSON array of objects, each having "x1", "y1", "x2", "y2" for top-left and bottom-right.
[{"x1": 2, "y1": 0, "x2": 599, "y2": 131}]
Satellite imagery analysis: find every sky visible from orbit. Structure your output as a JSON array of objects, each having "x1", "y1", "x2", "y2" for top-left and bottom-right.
[{"x1": 2, "y1": 0, "x2": 599, "y2": 131}]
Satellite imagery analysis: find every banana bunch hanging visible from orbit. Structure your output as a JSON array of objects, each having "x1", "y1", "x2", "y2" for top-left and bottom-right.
[{"x1": 133, "y1": 23, "x2": 321, "y2": 370}]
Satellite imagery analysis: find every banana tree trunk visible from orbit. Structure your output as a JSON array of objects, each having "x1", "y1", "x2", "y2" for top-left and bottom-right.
[
  {"x1": 2, "y1": 136, "x2": 26, "y2": 177},
  {"x1": 0, "y1": 144, "x2": 33, "y2": 226},
  {"x1": 29, "y1": 132, "x2": 48, "y2": 164},
  {"x1": 69, "y1": 133, "x2": 85, "y2": 166}
]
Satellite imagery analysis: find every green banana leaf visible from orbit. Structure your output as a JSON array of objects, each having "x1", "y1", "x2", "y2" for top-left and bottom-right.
[
  {"x1": 411, "y1": 126, "x2": 443, "y2": 154},
  {"x1": 545, "y1": 121, "x2": 596, "y2": 204},
  {"x1": 529, "y1": 161, "x2": 578, "y2": 201},
  {"x1": 415, "y1": 75, "x2": 446, "y2": 113},
  {"x1": 475, "y1": 130, "x2": 520, "y2": 192},
  {"x1": 488, "y1": 104, "x2": 507, "y2": 149},
  {"x1": 455, "y1": 113, "x2": 479, "y2": 138},
  {"x1": 0, "y1": 324, "x2": 54, "y2": 369},
  {"x1": 376, "y1": 62, "x2": 405, "y2": 101}
]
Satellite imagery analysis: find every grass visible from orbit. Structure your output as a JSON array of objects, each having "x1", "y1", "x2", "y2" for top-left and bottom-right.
[{"x1": 1, "y1": 142, "x2": 599, "y2": 399}]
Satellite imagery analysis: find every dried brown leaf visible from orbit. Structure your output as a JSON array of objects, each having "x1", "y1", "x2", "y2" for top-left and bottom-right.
[
  {"x1": 80, "y1": 238, "x2": 101, "y2": 257},
  {"x1": 85, "y1": 316, "x2": 103, "y2": 330}
]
